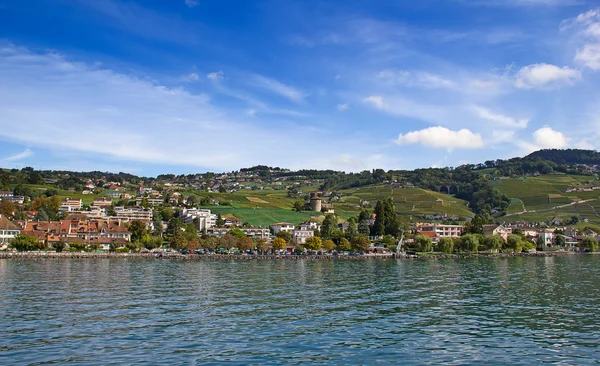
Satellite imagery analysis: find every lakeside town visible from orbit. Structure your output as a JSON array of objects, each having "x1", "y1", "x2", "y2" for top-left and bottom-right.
[{"x1": 1, "y1": 179, "x2": 599, "y2": 255}]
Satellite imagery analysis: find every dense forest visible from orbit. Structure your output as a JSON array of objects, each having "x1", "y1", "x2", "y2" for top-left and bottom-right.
[{"x1": 527, "y1": 149, "x2": 600, "y2": 165}]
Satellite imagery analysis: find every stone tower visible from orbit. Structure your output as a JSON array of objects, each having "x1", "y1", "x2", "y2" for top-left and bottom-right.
[{"x1": 310, "y1": 194, "x2": 322, "y2": 212}]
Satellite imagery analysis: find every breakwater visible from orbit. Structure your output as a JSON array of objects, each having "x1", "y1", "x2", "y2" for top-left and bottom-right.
[{"x1": 0, "y1": 251, "x2": 576, "y2": 260}]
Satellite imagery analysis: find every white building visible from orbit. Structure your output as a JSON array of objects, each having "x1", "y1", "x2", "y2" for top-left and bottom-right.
[
  {"x1": 63, "y1": 198, "x2": 83, "y2": 210},
  {"x1": 180, "y1": 209, "x2": 217, "y2": 231},
  {"x1": 538, "y1": 229, "x2": 554, "y2": 248},
  {"x1": 299, "y1": 220, "x2": 321, "y2": 231},
  {"x1": 293, "y1": 229, "x2": 314, "y2": 245},
  {"x1": 207, "y1": 227, "x2": 271, "y2": 240},
  {"x1": 135, "y1": 197, "x2": 164, "y2": 206},
  {"x1": 113, "y1": 207, "x2": 153, "y2": 221},
  {"x1": 271, "y1": 222, "x2": 295, "y2": 234},
  {"x1": 0, "y1": 214, "x2": 21, "y2": 250}
]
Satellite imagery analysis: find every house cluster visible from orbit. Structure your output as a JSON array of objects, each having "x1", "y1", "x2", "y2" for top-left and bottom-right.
[
  {"x1": 414, "y1": 221, "x2": 593, "y2": 250},
  {"x1": 0, "y1": 214, "x2": 131, "y2": 250},
  {"x1": 0, "y1": 191, "x2": 25, "y2": 204},
  {"x1": 269, "y1": 220, "x2": 322, "y2": 246},
  {"x1": 565, "y1": 185, "x2": 600, "y2": 193}
]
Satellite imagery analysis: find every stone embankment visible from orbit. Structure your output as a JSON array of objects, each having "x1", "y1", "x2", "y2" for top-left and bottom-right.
[{"x1": 0, "y1": 251, "x2": 577, "y2": 260}]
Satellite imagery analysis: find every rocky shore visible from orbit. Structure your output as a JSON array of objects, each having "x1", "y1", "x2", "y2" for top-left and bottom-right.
[{"x1": 0, "y1": 251, "x2": 577, "y2": 260}]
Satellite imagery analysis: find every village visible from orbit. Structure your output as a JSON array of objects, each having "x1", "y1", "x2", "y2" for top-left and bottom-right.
[{"x1": 1, "y1": 179, "x2": 598, "y2": 254}]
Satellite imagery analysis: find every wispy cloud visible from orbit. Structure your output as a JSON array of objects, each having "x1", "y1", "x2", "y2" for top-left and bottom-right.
[
  {"x1": 472, "y1": 106, "x2": 529, "y2": 128},
  {"x1": 207, "y1": 71, "x2": 224, "y2": 80},
  {"x1": 2, "y1": 148, "x2": 32, "y2": 162},
  {"x1": 0, "y1": 45, "x2": 387, "y2": 172},
  {"x1": 185, "y1": 0, "x2": 199, "y2": 8},
  {"x1": 248, "y1": 74, "x2": 305, "y2": 102}
]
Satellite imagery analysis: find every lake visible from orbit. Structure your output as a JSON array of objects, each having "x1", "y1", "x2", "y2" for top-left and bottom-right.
[{"x1": 1, "y1": 256, "x2": 599, "y2": 365}]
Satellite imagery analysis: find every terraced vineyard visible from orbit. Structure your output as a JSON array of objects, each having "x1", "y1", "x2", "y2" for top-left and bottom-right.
[{"x1": 493, "y1": 173, "x2": 600, "y2": 223}]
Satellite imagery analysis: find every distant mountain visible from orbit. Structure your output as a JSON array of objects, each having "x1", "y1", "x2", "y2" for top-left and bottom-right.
[{"x1": 526, "y1": 149, "x2": 600, "y2": 166}]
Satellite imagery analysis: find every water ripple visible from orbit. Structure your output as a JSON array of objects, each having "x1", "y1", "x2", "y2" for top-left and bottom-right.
[{"x1": 1, "y1": 256, "x2": 599, "y2": 364}]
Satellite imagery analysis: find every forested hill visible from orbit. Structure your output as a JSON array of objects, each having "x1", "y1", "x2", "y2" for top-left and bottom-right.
[{"x1": 527, "y1": 149, "x2": 600, "y2": 165}]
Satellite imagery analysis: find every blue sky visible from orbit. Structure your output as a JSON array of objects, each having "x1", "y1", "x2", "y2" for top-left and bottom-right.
[{"x1": 0, "y1": 0, "x2": 599, "y2": 176}]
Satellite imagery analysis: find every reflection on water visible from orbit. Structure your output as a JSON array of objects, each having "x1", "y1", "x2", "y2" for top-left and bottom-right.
[{"x1": 1, "y1": 256, "x2": 599, "y2": 364}]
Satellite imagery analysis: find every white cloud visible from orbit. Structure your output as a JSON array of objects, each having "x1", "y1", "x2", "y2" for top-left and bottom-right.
[
  {"x1": 561, "y1": 8, "x2": 600, "y2": 70},
  {"x1": 2, "y1": 148, "x2": 33, "y2": 162},
  {"x1": 514, "y1": 63, "x2": 581, "y2": 89},
  {"x1": 206, "y1": 71, "x2": 224, "y2": 80},
  {"x1": 377, "y1": 69, "x2": 455, "y2": 89},
  {"x1": 248, "y1": 74, "x2": 304, "y2": 102},
  {"x1": 532, "y1": 127, "x2": 569, "y2": 148},
  {"x1": 187, "y1": 72, "x2": 200, "y2": 81},
  {"x1": 337, "y1": 103, "x2": 349, "y2": 111},
  {"x1": 184, "y1": 0, "x2": 199, "y2": 8},
  {"x1": 364, "y1": 96, "x2": 385, "y2": 108},
  {"x1": 575, "y1": 43, "x2": 600, "y2": 70},
  {"x1": 473, "y1": 106, "x2": 528, "y2": 128},
  {"x1": 395, "y1": 126, "x2": 484, "y2": 149}
]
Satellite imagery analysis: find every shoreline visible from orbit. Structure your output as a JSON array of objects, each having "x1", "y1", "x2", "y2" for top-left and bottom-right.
[{"x1": 0, "y1": 251, "x2": 579, "y2": 260}]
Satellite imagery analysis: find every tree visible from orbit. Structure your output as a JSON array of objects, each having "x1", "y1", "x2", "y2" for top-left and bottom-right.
[
  {"x1": 351, "y1": 235, "x2": 370, "y2": 252},
  {"x1": 167, "y1": 218, "x2": 184, "y2": 236},
  {"x1": 125, "y1": 241, "x2": 141, "y2": 252},
  {"x1": 346, "y1": 217, "x2": 358, "y2": 239},
  {"x1": 219, "y1": 234, "x2": 238, "y2": 251},
  {"x1": 160, "y1": 208, "x2": 175, "y2": 222},
  {"x1": 372, "y1": 201, "x2": 385, "y2": 236},
  {"x1": 536, "y1": 235, "x2": 545, "y2": 248},
  {"x1": 507, "y1": 234, "x2": 523, "y2": 253},
  {"x1": 10, "y1": 234, "x2": 43, "y2": 252},
  {"x1": 275, "y1": 231, "x2": 292, "y2": 243},
  {"x1": 129, "y1": 220, "x2": 148, "y2": 243},
  {"x1": 323, "y1": 239, "x2": 335, "y2": 252},
  {"x1": 337, "y1": 237, "x2": 351, "y2": 252},
  {"x1": 581, "y1": 237, "x2": 598, "y2": 252},
  {"x1": 464, "y1": 215, "x2": 485, "y2": 235},
  {"x1": 482, "y1": 235, "x2": 503, "y2": 253},
  {"x1": 358, "y1": 210, "x2": 371, "y2": 223},
  {"x1": 415, "y1": 235, "x2": 432, "y2": 253},
  {"x1": 0, "y1": 199, "x2": 16, "y2": 217},
  {"x1": 437, "y1": 237, "x2": 454, "y2": 254},
  {"x1": 272, "y1": 237, "x2": 287, "y2": 251},
  {"x1": 321, "y1": 214, "x2": 337, "y2": 238},
  {"x1": 216, "y1": 213, "x2": 225, "y2": 227},
  {"x1": 69, "y1": 242, "x2": 87, "y2": 252},
  {"x1": 461, "y1": 234, "x2": 480, "y2": 253},
  {"x1": 238, "y1": 237, "x2": 254, "y2": 251},
  {"x1": 292, "y1": 201, "x2": 304, "y2": 212},
  {"x1": 54, "y1": 241, "x2": 66, "y2": 253},
  {"x1": 554, "y1": 235, "x2": 565, "y2": 247},
  {"x1": 35, "y1": 208, "x2": 50, "y2": 221},
  {"x1": 358, "y1": 220, "x2": 370, "y2": 235},
  {"x1": 229, "y1": 229, "x2": 246, "y2": 239},
  {"x1": 144, "y1": 236, "x2": 163, "y2": 250},
  {"x1": 570, "y1": 215, "x2": 579, "y2": 225},
  {"x1": 186, "y1": 195, "x2": 199, "y2": 206},
  {"x1": 256, "y1": 239, "x2": 269, "y2": 253},
  {"x1": 304, "y1": 236, "x2": 322, "y2": 251}
]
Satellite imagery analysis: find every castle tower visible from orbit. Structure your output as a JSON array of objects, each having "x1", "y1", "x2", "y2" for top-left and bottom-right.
[{"x1": 310, "y1": 194, "x2": 322, "y2": 212}]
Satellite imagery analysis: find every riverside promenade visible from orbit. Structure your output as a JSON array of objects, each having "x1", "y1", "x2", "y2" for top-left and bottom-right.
[{"x1": 0, "y1": 251, "x2": 576, "y2": 260}]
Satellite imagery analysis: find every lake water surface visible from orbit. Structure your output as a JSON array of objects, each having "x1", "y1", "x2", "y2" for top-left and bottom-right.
[{"x1": 1, "y1": 256, "x2": 599, "y2": 365}]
